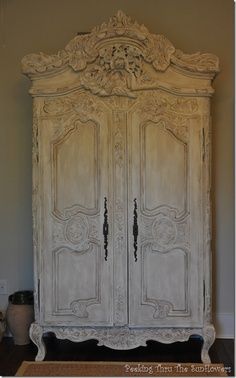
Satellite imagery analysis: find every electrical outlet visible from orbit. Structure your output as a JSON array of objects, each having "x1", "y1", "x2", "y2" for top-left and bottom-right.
[{"x1": 0, "y1": 280, "x2": 7, "y2": 295}]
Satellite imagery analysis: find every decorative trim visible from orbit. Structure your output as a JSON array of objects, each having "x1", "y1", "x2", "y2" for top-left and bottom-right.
[
  {"x1": 30, "y1": 323, "x2": 215, "y2": 362},
  {"x1": 112, "y1": 110, "x2": 127, "y2": 325},
  {"x1": 22, "y1": 11, "x2": 219, "y2": 79}
]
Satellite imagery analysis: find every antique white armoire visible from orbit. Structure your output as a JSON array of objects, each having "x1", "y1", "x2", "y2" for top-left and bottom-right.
[{"x1": 22, "y1": 11, "x2": 219, "y2": 362}]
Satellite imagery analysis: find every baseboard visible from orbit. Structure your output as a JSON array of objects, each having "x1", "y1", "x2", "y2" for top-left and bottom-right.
[{"x1": 215, "y1": 312, "x2": 234, "y2": 338}]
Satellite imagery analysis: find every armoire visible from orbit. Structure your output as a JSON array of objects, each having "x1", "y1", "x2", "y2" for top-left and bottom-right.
[{"x1": 22, "y1": 11, "x2": 219, "y2": 362}]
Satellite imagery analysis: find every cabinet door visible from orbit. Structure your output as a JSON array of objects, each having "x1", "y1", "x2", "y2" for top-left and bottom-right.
[
  {"x1": 38, "y1": 94, "x2": 113, "y2": 326},
  {"x1": 128, "y1": 96, "x2": 203, "y2": 327}
]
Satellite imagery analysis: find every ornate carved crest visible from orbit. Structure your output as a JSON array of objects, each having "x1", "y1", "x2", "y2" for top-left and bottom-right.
[{"x1": 22, "y1": 11, "x2": 219, "y2": 92}]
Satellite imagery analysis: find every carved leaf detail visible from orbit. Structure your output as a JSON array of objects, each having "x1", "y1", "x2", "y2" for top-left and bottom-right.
[
  {"x1": 172, "y1": 49, "x2": 220, "y2": 73},
  {"x1": 22, "y1": 50, "x2": 68, "y2": 75}
]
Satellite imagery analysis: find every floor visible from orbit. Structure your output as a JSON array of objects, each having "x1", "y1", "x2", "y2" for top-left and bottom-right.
[{"x1": 0, "y1": 336, "x2": 234, "y2": 376}]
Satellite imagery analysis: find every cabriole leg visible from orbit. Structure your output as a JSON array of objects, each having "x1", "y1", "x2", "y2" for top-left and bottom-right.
[
  {"x1": 29, "y1": 323, "x2": 46, "y2": 361},
  {"x1": 201, "y1": 324, "x2": 216, "y2": 363}
]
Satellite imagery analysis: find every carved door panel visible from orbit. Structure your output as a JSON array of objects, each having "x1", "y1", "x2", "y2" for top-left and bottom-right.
[
  {"x1": 128, "y1": 95, "x2": 203, "y2": 327},
  {"x1": 39, "y1": 94, "x2": 113, "y2": 326}
]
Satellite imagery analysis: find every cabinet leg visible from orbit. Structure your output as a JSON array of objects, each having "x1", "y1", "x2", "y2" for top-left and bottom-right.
[
  {"x1": 29, "y1": 323, "x2": 46, "y2": 361},
  {"x1": 201, "y1": 324, "x2": 215, "y2": 363}
]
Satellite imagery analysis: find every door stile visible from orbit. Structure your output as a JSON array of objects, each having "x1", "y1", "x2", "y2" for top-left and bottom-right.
[{"x1": 111, "y1": 110, "x2": 128, "y2": 326}]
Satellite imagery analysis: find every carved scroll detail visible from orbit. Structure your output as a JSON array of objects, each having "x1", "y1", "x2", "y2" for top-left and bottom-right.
[
  {"x1": 70, "y1": 301, "x2": 89, "y2": 318},
  {"x1": 43, "y1": 93, "x2": 102, "y2": 119},
  {"x1": 137, "y1": 92, "x2": 198, "y2": 142},
  {"x1": 153, "y1": 300, "x2": 174, "y2": 319}
]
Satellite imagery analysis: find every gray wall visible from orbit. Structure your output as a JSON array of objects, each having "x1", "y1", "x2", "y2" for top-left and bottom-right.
[{"x1": 0, "y1": 0, "x2": 234, "y2": 336}]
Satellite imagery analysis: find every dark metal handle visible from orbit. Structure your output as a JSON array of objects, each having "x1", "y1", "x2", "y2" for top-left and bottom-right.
[
  {"x1": 133, "y1": 198, "x2": 138, "y2": 262},
  {"x1": 103, "y1": 197, "x2": 109, "y2": 261}
]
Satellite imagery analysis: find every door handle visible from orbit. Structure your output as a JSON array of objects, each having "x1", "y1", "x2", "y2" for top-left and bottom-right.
[
  {"x1": 133, "y1": 198, "x2": 138, "y2": 262},
  {"x1": 103, "y1": 197, "x2": 109, "y2": 261}
]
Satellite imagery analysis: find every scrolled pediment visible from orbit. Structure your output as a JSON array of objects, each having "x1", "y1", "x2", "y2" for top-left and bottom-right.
[{"x1": 22, "y1": 10, "x2": 219, "y2": 79}]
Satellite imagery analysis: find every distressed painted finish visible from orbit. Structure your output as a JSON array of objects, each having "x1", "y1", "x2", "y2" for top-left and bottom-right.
[{"x1": 22, "y1": 11, "x2": 219, "y2": 362}]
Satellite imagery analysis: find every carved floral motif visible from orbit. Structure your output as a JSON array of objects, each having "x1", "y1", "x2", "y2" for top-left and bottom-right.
[
  {"x1": 152, "y1": 217, "x2": 177, "y2": 246},
  {"x1": 141, "y1": 209, "x2": 189, "y2": 253},
  {"x1": 65, "y1": 215, "x2": 89, "y2": 247},
  {"x1": 79, "y1": 44, "x2": 142, "y2": 98}
]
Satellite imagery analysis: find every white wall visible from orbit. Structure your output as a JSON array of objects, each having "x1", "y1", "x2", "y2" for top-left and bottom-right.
[{"x1": 0, "y1": 0, "x2": 234, "y2": 338}]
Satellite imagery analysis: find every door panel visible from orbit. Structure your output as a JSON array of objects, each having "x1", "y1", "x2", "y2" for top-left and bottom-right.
[
  {"x1": 128, "y1": 103, "x2": 203, "y2": 327},
  {"x1": 40, "y1": 94, "x2": 113, "y2": 326},
  {"x1": 142, "y1": 123, "x2": 187, "y2": 214},
  {"x1": 54, "y1": 122, "x2": 98, "y2": 213}
]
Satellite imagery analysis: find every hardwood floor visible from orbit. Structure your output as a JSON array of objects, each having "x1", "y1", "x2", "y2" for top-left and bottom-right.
[{"x1": 0, "y1": 336, "x2": 234, "y2": 376}]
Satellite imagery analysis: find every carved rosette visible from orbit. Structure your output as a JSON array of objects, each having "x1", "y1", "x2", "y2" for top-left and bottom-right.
[
  {"x1": 141, "y1": 210, "x2": 189, "y2": 253},
  {"x1": 152, "y1": 217, "x2": 177, "y2": 246},
  {"x1": 53, "y1": 213, "x2": 99, "y2": 251},
  {"x1": 65, "y1": 214, "x2": 89, "y2": 249}
]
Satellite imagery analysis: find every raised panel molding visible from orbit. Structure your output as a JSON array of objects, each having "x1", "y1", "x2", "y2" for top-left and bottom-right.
[{"x1": 23, "y1": 11, "x2": 219, "y2": 363}]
